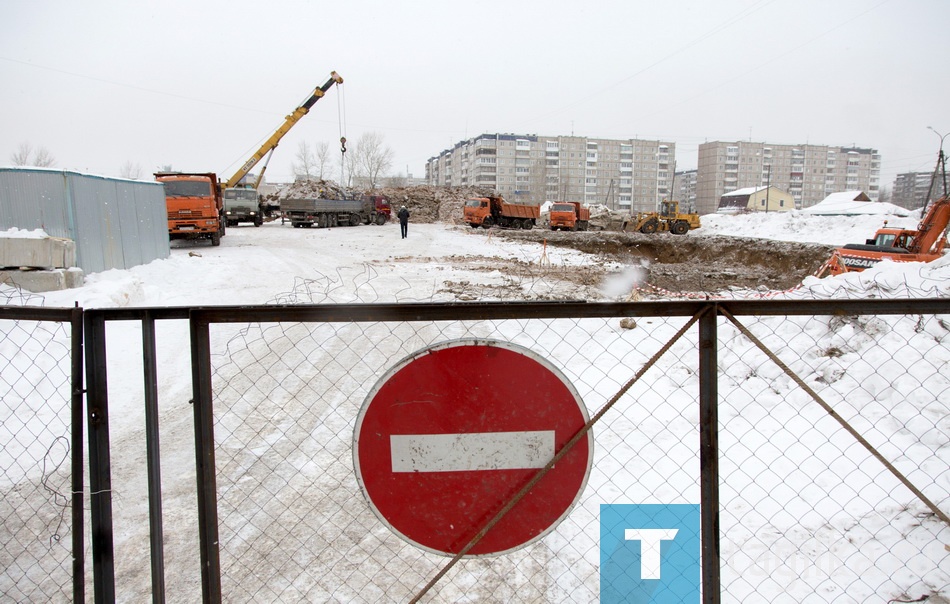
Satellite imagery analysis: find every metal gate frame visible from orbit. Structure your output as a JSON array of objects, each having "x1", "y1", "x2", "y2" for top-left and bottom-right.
[{"x1": 79, "y1": 298, "x2": 950, "y2": 603}]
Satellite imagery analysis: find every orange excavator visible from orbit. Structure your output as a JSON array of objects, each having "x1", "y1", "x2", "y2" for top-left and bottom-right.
[
  {"x1": 817, "y1": 141, "x2": 949, "y2": 277},
  {"x1": 816, "y1": 195, "x2": 949, "y2": 276}
]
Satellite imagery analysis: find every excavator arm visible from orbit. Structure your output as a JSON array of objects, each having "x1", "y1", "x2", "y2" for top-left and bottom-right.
[{"x1": 223, "y1": 71, "x2": 343, "y2": 190}]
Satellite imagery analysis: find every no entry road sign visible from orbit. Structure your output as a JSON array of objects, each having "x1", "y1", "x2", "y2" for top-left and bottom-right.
[{"x1": 353, "y1": 339, "x2": 592, "y2": 557}]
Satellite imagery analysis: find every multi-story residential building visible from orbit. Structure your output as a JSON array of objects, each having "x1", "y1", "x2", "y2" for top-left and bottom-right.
[
  {"x1": 695, "y1": 141, "x2": 880, "y2": 215},
  {"x1": 892, "y1": 171, "x2": 942, "y2": 211},
  {"x1": 674, "y1": 169, "x2": 697, "y2": 211},
  {"x1": 426, "y1": 133, "x2": 675, "y2": 213}
]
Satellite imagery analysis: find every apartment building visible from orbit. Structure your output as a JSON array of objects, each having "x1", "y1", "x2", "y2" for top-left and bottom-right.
[
  {"x1": 425, "y1": 133, "x2": 676, "y2": 213},
  {"x1": 674, "y1": 169, "x2": 697, "y2": 211},
  {"x1": 695, "y1": 141, "x2": 881, "y2": 215},
  {"x1": 893, "y1": 171, "x2": 942, "y2": 211}
]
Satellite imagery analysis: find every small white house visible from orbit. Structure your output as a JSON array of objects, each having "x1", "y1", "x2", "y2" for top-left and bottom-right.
[{"x1": 717, "y1": 186, "x2": 794, "y2": 214}]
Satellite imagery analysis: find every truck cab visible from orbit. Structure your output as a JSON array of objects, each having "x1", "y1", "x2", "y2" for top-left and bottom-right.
[
  {"x1": 223, "y1": 187, "x2": 263, "y2": 227},
  {"x1": 156, "y1": 172, "x2": 226, "y2": 246},
  {"x1": 549, "y1": 201, "x2": 590, "y2": 231}
]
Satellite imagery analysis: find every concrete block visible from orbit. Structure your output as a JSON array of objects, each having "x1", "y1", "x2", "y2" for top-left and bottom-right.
[
  {"x1": 0, "y1": 267, "x2": 85, "y2": 293},
  {"x1": 0, "y1": 236, "x2": 76, "y2": 269}
]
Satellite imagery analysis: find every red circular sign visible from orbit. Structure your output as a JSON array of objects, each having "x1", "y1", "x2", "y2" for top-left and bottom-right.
[{"x1": 353, "y1": 339, "x2": 592, "y2": 557}]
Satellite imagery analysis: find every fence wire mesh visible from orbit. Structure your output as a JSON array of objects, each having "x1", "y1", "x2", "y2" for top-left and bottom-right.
[
  {"x1": 2, "y1": 265, "x2": 949, "y2": 603},
  {"x1": 0, "y1": 285, "x2": 76, "y2": 602},
  {"x1": 202, "y1": 272, "x2": 949, "y2": 603}
]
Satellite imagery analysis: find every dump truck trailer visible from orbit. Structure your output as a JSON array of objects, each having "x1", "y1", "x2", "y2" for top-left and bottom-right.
[
  {"x1": 463, "y1": 196, "x2": 540, "y2": 229},
  {"x1": 282, "y1": 197, "x2": 375, "y2": 228}
]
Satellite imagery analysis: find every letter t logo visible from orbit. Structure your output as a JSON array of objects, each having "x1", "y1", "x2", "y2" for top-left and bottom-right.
[{"x1": 624, "y1": 529, "x2": 679, "y2": 579}]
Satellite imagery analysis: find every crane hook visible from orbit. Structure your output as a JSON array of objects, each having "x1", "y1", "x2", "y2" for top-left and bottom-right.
[{"x1": 340, "y1": 137, "x2": 347, "y2": 154}]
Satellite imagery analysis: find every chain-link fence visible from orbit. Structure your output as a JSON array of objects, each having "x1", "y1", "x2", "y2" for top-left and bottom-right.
[
  {"x1": 195, "y1": 278, "x2": 949, "y2": 603},
  {"x1": 3, "y1": 269, "x2": 949, "y2": 603},
  {"x1": 0, "y1": 285, "x2": 83, "y2": 603}
]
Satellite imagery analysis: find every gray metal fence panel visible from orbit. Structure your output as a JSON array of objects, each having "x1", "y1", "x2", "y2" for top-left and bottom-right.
[{"x1": 0, "y1": 168, "x2": 169, "y2": 273}]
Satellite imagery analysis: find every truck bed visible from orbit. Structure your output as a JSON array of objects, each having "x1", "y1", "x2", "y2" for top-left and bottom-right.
[{"x1": 282, "y1": 198, "x2": 365, "y2": 213}]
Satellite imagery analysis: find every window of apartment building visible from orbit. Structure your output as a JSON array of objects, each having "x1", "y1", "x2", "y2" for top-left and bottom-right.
[{"x1": 546, "y1": 141, "x2": 559, "y2": 149}]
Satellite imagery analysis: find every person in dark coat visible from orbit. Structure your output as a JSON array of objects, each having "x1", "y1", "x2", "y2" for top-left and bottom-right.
[{"x1": 397, "y1": 205, "x2": 410, "y2": 239}]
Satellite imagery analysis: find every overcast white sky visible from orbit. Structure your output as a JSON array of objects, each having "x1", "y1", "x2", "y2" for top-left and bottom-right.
[{"x1": 2, "y1": 0, "x2": 948, "y2": 189}]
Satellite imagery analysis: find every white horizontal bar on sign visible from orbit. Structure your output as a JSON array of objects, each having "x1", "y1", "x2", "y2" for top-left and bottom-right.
[{"x1": 390, "y1": 431, "x2": 555, "y2": 473}]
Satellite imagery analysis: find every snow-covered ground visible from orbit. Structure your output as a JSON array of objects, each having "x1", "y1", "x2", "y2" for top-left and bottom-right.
[{"x1": 3, "y1": 210, "x2": 949, "y2": 602}]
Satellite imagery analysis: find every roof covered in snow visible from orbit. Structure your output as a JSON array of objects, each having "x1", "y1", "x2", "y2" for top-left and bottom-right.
[{"x1": 801, "y1": 191, "x2": 910, "y2": 216}]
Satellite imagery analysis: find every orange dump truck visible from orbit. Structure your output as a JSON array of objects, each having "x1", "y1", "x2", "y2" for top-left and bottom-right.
[
  {"x1": 463, "y1": 196, "x2": 540, "y2": 229},
  {"x1": 155, "y1": 172, "x2": 226, "y2": 246},
  {"x1": 549, "y1": 201, "x2": 590, "y2": 231}
]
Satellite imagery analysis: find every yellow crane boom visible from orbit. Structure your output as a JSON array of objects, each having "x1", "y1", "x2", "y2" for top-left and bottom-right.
[{"x1": 224, "y1": 70, "x2": 343, "y2": 190}]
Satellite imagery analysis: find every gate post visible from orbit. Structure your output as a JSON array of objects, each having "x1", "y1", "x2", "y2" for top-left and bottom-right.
[
  {"x1": 699, "y1": 305, "x2": 721, "y2": 604},
  {"x1": 83, "y1": 310, "x2": 115, "y2": 603},
  {"x1": 190, "y1": 312, "x2": 222, "y2": 603}
]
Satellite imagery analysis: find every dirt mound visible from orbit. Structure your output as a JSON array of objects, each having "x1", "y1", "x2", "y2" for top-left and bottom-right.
[{"x1": 495, "y1": 229, "x2": 835, "y2": 294}]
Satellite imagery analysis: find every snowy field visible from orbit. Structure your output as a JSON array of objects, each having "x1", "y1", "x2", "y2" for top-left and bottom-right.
[{"x1": 2, "y1": 210, "x2": 949, "y2": 603}]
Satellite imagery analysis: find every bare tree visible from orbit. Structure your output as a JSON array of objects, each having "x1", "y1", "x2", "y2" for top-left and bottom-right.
[
  {"x1": 10, "y1": 142, "x2": 55, "y2": 167},
  {"x1": 315, "y1": 141, "x2": 331, "y2": 180},
  {"x1": 877, "y1": 184, "x2": 891, "y2": 204},
  {"x1": 292, "y1": 141, "x2": 317, "y2": 180},
  {"x1": 120, "y1": 161, "x2": 144, "y2": 180},
  {"x1": 10, "y1": 142, "x2": 32, "y2": 165},
  {"x1": 349, "y1": 132, "x2": 394, "y2": 189}
]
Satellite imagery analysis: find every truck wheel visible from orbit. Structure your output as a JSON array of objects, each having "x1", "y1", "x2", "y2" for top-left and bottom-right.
[
  {"x1": 349, "y1": 213, "x2": 361, "y2": 227},
  {"x1": 211, "y1": 231, "x2": 221, "y2": 246},
  {"x1": 375, "y1": 213, "x2": 387, "y2": 225},
  {"x1": 523, "y1": 220, "x2": 533, "y2": 230},
  {"x1": 482, "y1": 216, "x2": 494, "y2": 229},
  {"x1": 671, "y1": 221, "x2": 689, "y2": 235},
  {"x1": 640, "y1": 220, "x2": 658, "y2": 234},
  {"x1": 254, "y1": 216, "x2": 263, "y2": 227},
  {"x1": 470, "y1": 223, "x2": 480, "y2": 229}
]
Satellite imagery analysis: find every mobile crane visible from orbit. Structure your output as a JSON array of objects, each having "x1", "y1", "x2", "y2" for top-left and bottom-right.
[
  {"x1": 220, "y1": 71, "x2": 344, "y2": 225},
  {"x1": 224, "y1": 71, "x2": 343, "y2": 190}
]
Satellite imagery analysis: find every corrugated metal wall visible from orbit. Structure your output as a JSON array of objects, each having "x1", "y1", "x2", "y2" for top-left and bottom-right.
[{"x1": 0, "y1": 168, "x2": 169, "y2": 273}]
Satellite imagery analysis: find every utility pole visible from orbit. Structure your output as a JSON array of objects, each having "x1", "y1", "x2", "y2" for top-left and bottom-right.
[{"x1": 926, "y1": 126, "x2": 947, "y2": 209}]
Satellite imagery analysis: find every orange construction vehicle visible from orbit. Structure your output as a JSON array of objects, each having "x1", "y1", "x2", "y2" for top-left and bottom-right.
[
  {"x1": 817, "y1": 195, "x2": 950, "y2": 276},
  {"x1": 464, "y1": 195, "x2": 540, "y2": 229},
  {"x1": 549, "y1": 201, "x2": 590, "y2": 231},
  {"x1": 155, "y1": 172, "x2": 226, "y2": 246}
]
